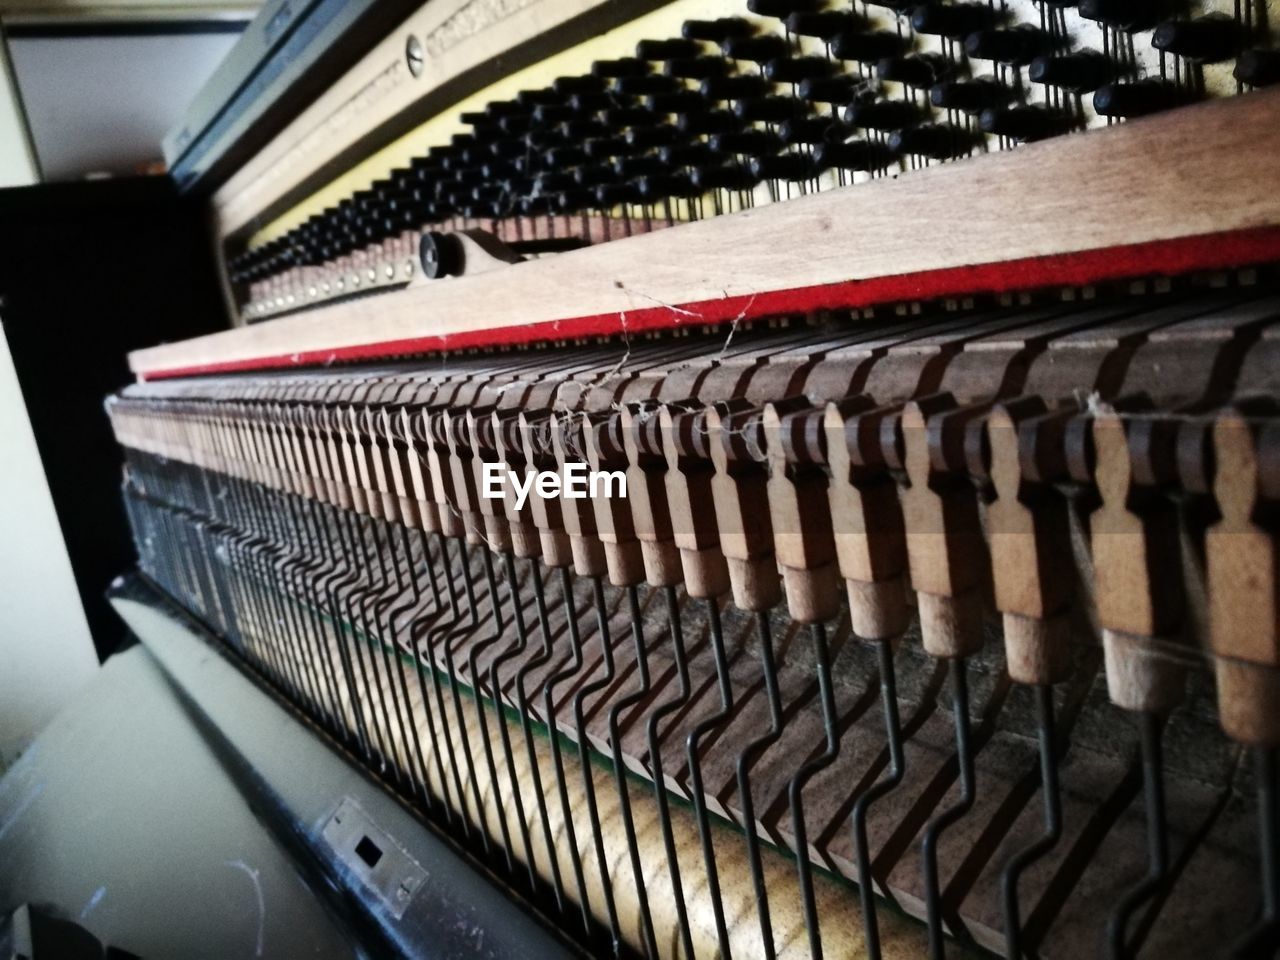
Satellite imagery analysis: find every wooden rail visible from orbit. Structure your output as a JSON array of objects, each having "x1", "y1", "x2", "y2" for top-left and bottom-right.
[{"x1": 135, "y1": 88, "x2": 1280, "y2": 380}]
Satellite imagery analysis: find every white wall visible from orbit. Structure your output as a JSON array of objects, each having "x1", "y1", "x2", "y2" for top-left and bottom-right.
[
  {"x1": 0, "y1": 31, "x2": 37, "y2": 186},
  {"x1": 0, "y1": 325, "x2": 99, "y2": 767},
  {"x1": 0, "y1": 35, "x2": 98, "y2": 768}
]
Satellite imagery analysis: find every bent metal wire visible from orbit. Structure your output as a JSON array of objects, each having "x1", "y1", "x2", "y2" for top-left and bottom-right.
[{"x1": 112, "y1": 294, "x2": 1280, "y2": 960}]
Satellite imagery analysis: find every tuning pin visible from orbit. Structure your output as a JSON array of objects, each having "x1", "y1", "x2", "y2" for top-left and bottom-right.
[
  {"x1": 1078, "y1": 0, "x2": 1165, "y2": 32},
  {"x1": 889, "y1": 123, "x2": 975, "y2": 160},
  {"x1": 979, "y1": 104, "x2": 1074, "y2": 141},
  {"x1": 603, "y1": 105, "x2": 661, "y2": 127},
  {"x1": 1152, "y1": 14, "x2": 1240, "y2": 64},
  {"x1": 637, "y1": 173, "x2": 699, "y2": 201},
  {"x1": 594, "y1": 182, "x2": 643, "y2": 206},
  {"x1": 721, "y1": 34, "x2": 789, "y2": 63},
  {"x1": 748, "y1": 152, "x2": 818, "y2": 182},
  {"x1": 965, "y1": 25, "x2": 1055, "y2": 66},
  {"x1": 531, "y1": 103, "x2": 576, "y2": 126},
  {"x1": 658, "y1": 141, "x2": 721, "y2": 167},
  {"x1": 591, "y1": 57, "x2": 650, "y2": 78},
  {"x1": 708, "y1": 128, "x2": 783, "y2": 155},
  {"x1": 683, "y1": 17, "x2": 753, "y2": 42},
  {"x1": 676, "y1": 108, "x2": 741, "y2": 135},
  {"x1": 573, "y1": 164, "x2": 614, "y2": 187},
  {"x1": 844, "y1": 98, "x2": 924, "y2": 131},
  {"x1": 583, "y1": 136, "x2": 638, "y2": 160},
  {"x1": 734, "y1": 96, "x2": 806, "y2": 123},
  {"x1": 614, "y1": 74, "x2": 681, "y2": 97},
  {"x1": 516, "y1": 88, "x2": 566, "y2": 108},
  {"x1": 786, "y1": 10, "x2": 864, "y2": 39},
  {"x1": 552, "y1": 75, "x2": 606, "y2": 97},
  {"x1": 764, "y1": 56, "x2": 834, "y2": 83},
  {"x1": 665, "y1": 56, "x2": 729, "y2": 79},
  {"x1": 700, "y1": 74, "x2": 769, "y2": 101},
  {"x1": 1028, "y1": 50, "x2": 1115, "y2": 92},
  {"x1": 1235, "y1": 48, "x2": 1280, "y2": 87},
  {"x1": 612, "y1": 155, "x2": 666, "y2": 180},
  {"x1": 748, "y1": 0, "x2": 823, "y2": 16},
  {"x1": 812, "y1": 139, "x2": 896, "y2": 171},
  {"x1": 798, "y1": 75, "x2": 865, "y2": 104},
  {"x1": 636, "y1": 38, "x2": 702, "y2": 61},
  {"x1": 645, "y1": 90, "x2": 706, "y2": 114},
  {"x1": 1093, "y1": 78, "x2": 1187, "y2": 118},
  {"x1": 691, "y1": 162, "x2": 759, "y2": 191},
  {"x1": 930, "y1": 77, "x2": 1014, "y2": 112},
  {"x1": 876, "y1": 53, "x2": 953, "y2": 88},
  {"x1": 831, "y1": 30, "x2": 905, "y2": 62},
  {"x1": 910, "y1": 2, "x2": 995, "y2": 38},
  {"x1": 779, "y1": 116, "x2": 849, "y2": 145}
]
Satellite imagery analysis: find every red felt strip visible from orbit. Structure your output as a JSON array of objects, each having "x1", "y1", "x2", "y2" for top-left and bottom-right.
[{"x1": 141, "y1": 224, "x2": 1280, "y2": 380}]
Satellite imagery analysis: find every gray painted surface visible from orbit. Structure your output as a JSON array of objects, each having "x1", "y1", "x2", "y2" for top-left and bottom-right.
[
  {"x1": 109, "y1": 591, "x2": 578, "y2": 960},
  {"x1": 8, "y1": 31, "x2": 239, "y2": 180},
  {"x1": 0, "y1": 645, "x2": 360, "y2": 959}
]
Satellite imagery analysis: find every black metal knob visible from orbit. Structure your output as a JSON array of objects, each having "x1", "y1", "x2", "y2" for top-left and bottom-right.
[
  {"x1": 929, "y1": 78, "x2": 1012, "y2": 112},
  {"x1": 748, "y1": 0, "x2": 822, "y2": 16},
  {"x1": 876, "y1": 53, "x2": 952, "y2": 88},
  {"x1": 844, "y1": 98, "x2": 922, "y2": 131},
  {"x1": 1092, "y1": 79, "x2": 1185, "y2": 118},
  {"x1": 831, "y1": 30, "x2": 906, "y2": 62},
  {"x1": 911, "y1": 2, "x2": 994, "y2": 38},
  {"x1": 965, "y1": 26, "x2": 1053, "y2": 66},
  {"x1": 888, "y1": 123, "x2": 974, "y2": 159},
  {"x1": 812, "y1": 139, "x2": 895, "y2": 171},
  {"x1": 1235, "y1": 48, "x2": 1280, "y2": 87},
  {"x1": 1078, "y1": 0, "x2": 1164, "y2": 31},
  {"x1": 722, "y1": 35, "x2": 789, "y2": 62},
  {"x1": 682, "y1": 18, "x2": 753, "y2": 42},
  {"x1": 636, "y1": 38, "x2": 702, "y2": 61},
  {"x1": 764, "y1": 56, "x2": 834, "y2": 83},
  {"x1": 1028, "y1": 50, "x2": 1114, "y2": 91},
  {"x1": 418, "y1": 232, "x2": 463, "y2": 280},
  {"x1": 1152, "y1": 14, "x2": 1239, "y2": 64},
  {"x1": 786, "y1": 10, "x2": 863, "y2": 39},
  {"x1": 798, "y1": 75, "x2": 864, "y2": 104}
]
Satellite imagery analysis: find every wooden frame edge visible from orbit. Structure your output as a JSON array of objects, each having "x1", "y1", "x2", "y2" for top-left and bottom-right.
[{"x1": 134, "y1": 89, "x2": 1280, "y2": 380}]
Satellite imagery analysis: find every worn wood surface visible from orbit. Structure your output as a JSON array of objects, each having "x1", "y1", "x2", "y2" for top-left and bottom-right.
[{"x1": 138, "y1": 89, "x2": 1280, "y2": 380}]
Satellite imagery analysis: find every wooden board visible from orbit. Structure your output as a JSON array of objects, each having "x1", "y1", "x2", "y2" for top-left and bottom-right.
[{"x1": 133, "y1": 88, "x2": 1280, "y2": 380}]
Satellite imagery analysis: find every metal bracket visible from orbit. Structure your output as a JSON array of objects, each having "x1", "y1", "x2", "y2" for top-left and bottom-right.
[{"x1": 320, "y1": 796, "x2": 427, "y2": 921}]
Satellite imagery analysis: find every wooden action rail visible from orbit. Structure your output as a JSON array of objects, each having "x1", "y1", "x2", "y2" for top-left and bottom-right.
[
  {"x1": 109, "y1": 289, "x2": 1280, "y2": 958},
  {"x1": 134, "y1": 89, "x2": 1280, "y2": 381}
]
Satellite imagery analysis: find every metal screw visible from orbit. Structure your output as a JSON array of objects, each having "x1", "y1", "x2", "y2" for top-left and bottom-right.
[{"x1": 406, "y1": 34, "x2": 425, "y2": 78}]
